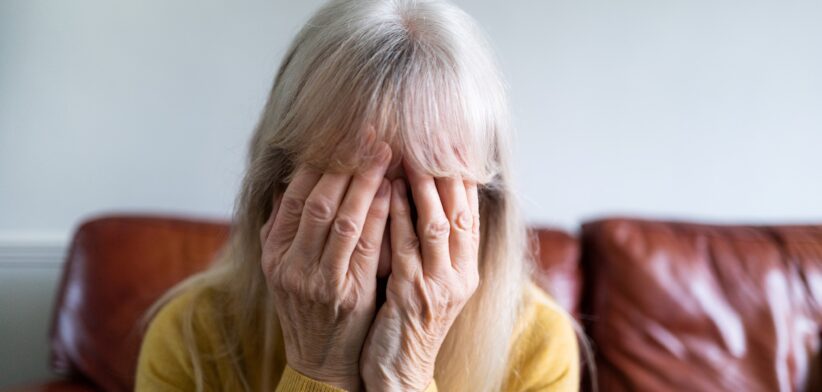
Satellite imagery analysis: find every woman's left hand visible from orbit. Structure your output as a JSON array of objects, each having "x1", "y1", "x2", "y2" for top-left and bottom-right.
[{"x1": 360, "y1": 161, "x2": 481, "y2": 391}]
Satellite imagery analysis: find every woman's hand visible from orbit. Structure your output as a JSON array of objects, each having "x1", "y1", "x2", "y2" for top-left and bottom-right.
[
  {"x1": 360, "y1": 161, "x2": 481, "y2": 391},
  {"x1": 260, "y1": 142, "x2": 392, "y2": 391}
]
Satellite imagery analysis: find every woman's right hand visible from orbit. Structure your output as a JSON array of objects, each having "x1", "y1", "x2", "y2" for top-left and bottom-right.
[{"x1": 259, "y1": 142, "x2": 392, "y2": 391}]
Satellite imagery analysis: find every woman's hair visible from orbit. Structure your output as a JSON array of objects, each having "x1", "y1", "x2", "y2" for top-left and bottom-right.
[{"x1": 149, "y1": 0, "x2": 547, "y2": 390}]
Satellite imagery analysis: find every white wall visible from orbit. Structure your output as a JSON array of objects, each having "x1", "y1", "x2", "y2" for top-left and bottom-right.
[
  {"x1": 1, "y1": 0, "x2": 822, "y2": 387},
  {"x1": 3, "y1": 0, "x2": 822, "y2": 244}
]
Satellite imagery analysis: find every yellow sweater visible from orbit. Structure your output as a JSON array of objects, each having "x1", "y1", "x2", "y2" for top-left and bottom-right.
[{"x1": 136, "y1": 282, "x2": 579, "y2": 391}]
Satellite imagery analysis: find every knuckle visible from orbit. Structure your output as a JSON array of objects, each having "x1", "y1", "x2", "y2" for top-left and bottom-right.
[
  {"x1": 332, "y1": 215, "x2": 360, "y2": 239},
  {"x1": 423, "y1": 218, "x2": 450, "y2": 242},
  {"x1": 354, "y1": 236, "x2": 379, "y2": 257},
  {"x1": 273, "y1": 266, "x2": 302, "y2": 294},
  {"x1": 368, "y1": 199, "x2": 390, "y2": 217},
  {"x1": 314, "y1": 285, "x2": 335, "y2": 304},
  {"x1": 281, "y1": 196, "x2": 304, "y2": 214},
  {"x1": 452, "y1": 210, "x2": 472, "y2": 231},
  {"x1": 338, "y1": 294, "x2": 360, "y2": 313},
  {"x1": 304, "y1": 197, "x2": 335, "y2": 222},
  {"x1": 314, "y1": 270, "x2": 341, "y2": 299},
  {"x1": 399, "y1": 236, "x2": 420, "y2": 253}
]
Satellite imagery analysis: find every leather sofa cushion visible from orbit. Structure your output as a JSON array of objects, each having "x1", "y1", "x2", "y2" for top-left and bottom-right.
[{"x1": 582, "y1": 218, "x2": 822, "y2": 391}]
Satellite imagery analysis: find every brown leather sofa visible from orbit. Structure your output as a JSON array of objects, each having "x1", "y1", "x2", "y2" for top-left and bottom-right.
[{"x1": 5, "y1": 215, "x2": 821, "y2": 391}]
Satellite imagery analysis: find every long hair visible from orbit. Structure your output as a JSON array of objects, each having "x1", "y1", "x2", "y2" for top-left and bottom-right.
[{"x1": 150, "y1": 0, "x2": 534, "y2": 390}]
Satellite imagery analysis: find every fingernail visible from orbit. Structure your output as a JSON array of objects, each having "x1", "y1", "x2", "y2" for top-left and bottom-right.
[{"x1": 377, "y1": 179, "x2": 390, "y2": 197}]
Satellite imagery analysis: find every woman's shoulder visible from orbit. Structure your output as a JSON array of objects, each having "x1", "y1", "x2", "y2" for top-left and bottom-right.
[
  {"x1": 146, "y1": 281, "x2": 220, "y2": 336},
  {"x1": 503, "y1": 281, "x2": 581, "y2": 391},
  {"x1": 136, "y1": 281, "x2": 221, "y2": 390},
  {"x1": 515, "y1": 281, "x2": 578, "y2": 341}
]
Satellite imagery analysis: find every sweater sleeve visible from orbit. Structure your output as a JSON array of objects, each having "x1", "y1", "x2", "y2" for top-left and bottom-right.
[
  {"x1": 276, "y1": 365, "x2": 439, "y2": 392},
  {"x1": 275, "y1": 366, "x2": 348, "y2": 392}
]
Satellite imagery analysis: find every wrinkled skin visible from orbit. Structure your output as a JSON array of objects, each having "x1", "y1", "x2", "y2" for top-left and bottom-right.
[
  {"x1": 260, "y1": 141, "x2": 480, "y2": 391},
  {"x1": 359, "y1": 161, "x2": 480, "y2": 391}
]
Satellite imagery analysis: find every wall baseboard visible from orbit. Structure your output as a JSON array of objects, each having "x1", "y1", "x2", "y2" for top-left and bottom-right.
[{"x1": 0, "y1": 242, "x2": 66, "y2": 267}]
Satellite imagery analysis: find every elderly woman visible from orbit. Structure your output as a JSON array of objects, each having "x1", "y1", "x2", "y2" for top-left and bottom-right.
[{"x1": 136, "y1": 0, "x2": 580, "y2": 391}]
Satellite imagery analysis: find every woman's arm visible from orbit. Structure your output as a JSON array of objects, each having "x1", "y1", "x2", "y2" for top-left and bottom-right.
[
  {"x1": 135, "y1": 287, "x2": 353, "y2": 392},
  {"x1": 260, "y1": 141, "x2": 392, "y2": 390},
  {"x1": 138, "y1": 140, "x2": 393, "y2": 392}
]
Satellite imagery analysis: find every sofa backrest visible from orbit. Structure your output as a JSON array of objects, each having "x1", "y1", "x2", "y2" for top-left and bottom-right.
[
  {"x1": 581, "y1": 218, "x2": 822, "y2": 391},
  {"x1": 48, "y1": 215, "x2": 581, "y2": 391},
  {"x1": 531, "y1": 228, "x2": 582, "y2": 317},
  {"x1": 50, "y1": 216, "x2": 229, "y2": 392}
]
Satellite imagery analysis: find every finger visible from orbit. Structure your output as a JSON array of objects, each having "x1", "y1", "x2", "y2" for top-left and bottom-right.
[
  {"x1": 403, "y1": 160, "x2": 450, "y2": 274},
  {"x1": 321, "y1": 142, "x2": 392, "y2": 274},
  {"x1": 389, "y1": 179, "x2": 421, "y2": 279},
  {"x1": 465, "y1": 181, "x2": 480, "y2": 246},
  {"x1": 290, "y1": 171, "x2": 352, "y2": 266},
  {"x1": 269, "y1": 167, "x2": 322, "y2": 253},
  {"x1": 348, "y1": 178, "x2": 391, "y2": 279},
  {"x1": 260, "y1": 194, "x2": 282, "y2": 279},
  {"x1": 435, "y1": 176, "x2": 474, "y2": 272},
  {"x1": 260, "y1": 194, "x2": 282, "y2": 246}
]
